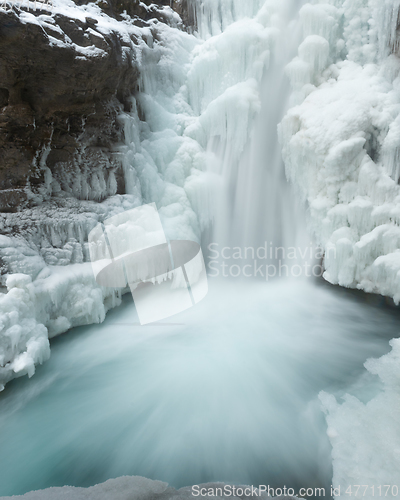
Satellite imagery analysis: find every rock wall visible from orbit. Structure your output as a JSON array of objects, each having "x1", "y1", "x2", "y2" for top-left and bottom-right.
[
  {"x1": 0, "y1": 0, "x2": 197, "y2": 389},
  {"x1": 1, "y1": 10, "x2": 128, "y2": 210},
  {"x1": 0, "y1": 0, "x2": 190, "y2": 278},
  {"x1": 0, "y1": 1, "x2": 187, "y2": 212}
]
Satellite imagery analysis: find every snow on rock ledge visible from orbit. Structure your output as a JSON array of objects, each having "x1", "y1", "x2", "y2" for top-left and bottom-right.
[
  {"x1": 280, "y1": 0, "x2": 400, "y2": 303},
  {"x1": 0, "y1": 262, "x2": 123, "y2": 391}
]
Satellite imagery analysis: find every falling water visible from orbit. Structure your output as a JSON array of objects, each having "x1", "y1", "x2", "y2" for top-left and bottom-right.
[
  {"x1": 207, "y1": 0, "x2": 310, "y2": 271},
  {"x1": 0, "y1": 1, "x2": 399, "y2": 498}
]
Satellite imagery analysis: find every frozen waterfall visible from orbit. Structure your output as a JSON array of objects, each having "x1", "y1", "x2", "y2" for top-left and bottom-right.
[
  {"x1": 1, "y1": 0, "x2": 400, "y2": 498},
  {"x1": 207, "y1": 0, "x2": 309, "y2": 267},
  {"x1": 119, "y1": 0, "x2": 313, "y2": 277}
]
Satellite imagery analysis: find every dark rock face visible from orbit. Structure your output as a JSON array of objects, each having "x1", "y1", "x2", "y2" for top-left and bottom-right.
[
  {"x1": 172, "y1": 0, "x2": 195, "y2": 30},
  {"x1": 76, "y1": 0, "x2": 188, "y2": 24},
  {"x1": 74, "y1": 0, "x2": 195, "y2": 30},
  {"x1": 91, "y1": 0, "x2": 176, "y2": 23},
  {"x1": 0, "y1": 0, "x2": 194, "y2": 213},
  {"x1": 0, "y1": 0, "x2": 194, "y2": 281},
  {"x1": 0, "y1": 7, "x2": 140, "y2": 211}
]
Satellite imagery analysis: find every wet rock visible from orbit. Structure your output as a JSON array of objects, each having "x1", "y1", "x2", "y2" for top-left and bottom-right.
[
  {"x1": 0, "y1": 6, "x2": 138, "y2": 209},
  {"x1": 0, "y1": 0, "x2": 194, "y2": 212}
]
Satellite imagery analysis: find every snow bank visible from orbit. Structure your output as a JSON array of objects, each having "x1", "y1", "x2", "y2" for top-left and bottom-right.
[
  {"x1": 0, "y1": 476, "x2": 169, "y2": 500},
  {"x1": 0, "y1": 274, "x2": 49, "y2": 391},
  {"x1": 280, "y1": 0, "x2": 400, "y2": 302},
  {"x1": 279, "y1": 0, "x2": 400, "y2": 492},
  {"x1": 0, "y1": 195, "x2": 140, "y2": 389},
  {"x1": 0, "y1": 476, "x2": 276, "y2": 500},
  {"x1": 320, "y1": 339, "x2": 400, "y2": 495},
  {"x1": 0, "y1": 263, "x2": 122, "y2": 390}
]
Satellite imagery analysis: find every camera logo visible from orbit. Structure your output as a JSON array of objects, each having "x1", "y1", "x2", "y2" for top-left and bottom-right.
[{"x1": 88, "y1": 203, "x2": 208, "y2": 325}]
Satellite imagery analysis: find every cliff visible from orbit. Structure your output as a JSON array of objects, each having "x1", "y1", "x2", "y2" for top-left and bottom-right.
[{"x1": 0, "y1": 0, "x2": 194, "y2": 388}]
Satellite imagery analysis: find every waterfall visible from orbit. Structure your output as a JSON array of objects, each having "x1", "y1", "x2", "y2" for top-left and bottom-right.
[
  {"x1": 121, "y1": 0, "x2": 313, "y2": 278},
  {"x1": 192, "y1": 0, "x2": 315, "y2": 280},
  {"x1": 208, "y1": 0, "x2": 308, "y2": 260},
  {"x1": 2, "y1": 2, "x2": 400, "y2": 496},
  {"x1": 187, "y1": 0, "x2": 266, "y2": 39}
]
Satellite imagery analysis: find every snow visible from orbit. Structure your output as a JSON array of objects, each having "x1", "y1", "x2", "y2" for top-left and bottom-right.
[
  {"x1": 0, "y1": 476, "x2": 274, "y2": 499},
  {"x1": 0, "y1": 0, "x2": 289, "y2": 388},
  {"x1": 320, "y1": 339, "x2": 400, "y2": 494},
  {"x1": 1, "y1": 0, "x2": 400, "y2": 491},
  {"x1": 0, "y1": 0, "x2": 181, "y2": 63},
  {"x1": 280, "y1": 0, "x2": 400, "y2": 303},
  {"x1": 279, "y1": 0, "x2": 400, "y2": 491},
  {"x1": 0, "y1": 274, "x2": 49, "y2": 389},
  {"x1": 0, "y1": 261, "x2": 124, "y2": 389},
  {"x1": 0, "y1": 476, "x2": 169, "y2": 500}
]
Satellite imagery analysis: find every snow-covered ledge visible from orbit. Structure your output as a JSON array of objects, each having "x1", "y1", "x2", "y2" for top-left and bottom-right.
[{"x1": 0, "y1": 266, "x2": 122, "y2": 391}]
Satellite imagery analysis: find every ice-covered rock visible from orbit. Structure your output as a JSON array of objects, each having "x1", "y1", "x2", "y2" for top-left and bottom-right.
[
  {"x1": 0, "y1": 0, "x2": 293, "y2": 389},
  {"x1": 0, "y1": 261, "x2": 124, "y2": 390},
  {"x1": 278, "y1": 1, "x2": 400, "y2": 490},
  {"x1": 0, "y1": 0, "x2": 186, "y2": 213},
  {"x1": 0, "y1": 274, "x2": 49, "y2": 389},
  {"x1": 280, "y1": 0, "x2": 400, "y2": 302},
  {"x1": 320, "y1": 339, "x2": 400, "y2": 493}
]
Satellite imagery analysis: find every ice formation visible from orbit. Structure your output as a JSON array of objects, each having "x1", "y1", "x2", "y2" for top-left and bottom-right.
[
  {"x1": 0, "y1": 196, "x2": 136, "y2": 388},
  {"x1": 0, "y1": 274, "x2": 49, "y2": 391},
  {"x1": 280, "y1": 0, "x2": 400, "y2": 303},
  {"x1": 0, "y1": 0, "x2": 300, "y2": 388},
  {"x1": 0, "y1": 476, "x2": 169, "y2": 500},
  {"x1": 1, "y1": 0, "x2": 400, "y2": 491},
  {"x1": 279, "y1": 0, "x2": 400, "y2": 491},
  {"x1": 0, "y1": 476, "x2": 272, "y2": 499},
  {"x1": 320, "y1": 339, "x2": 400, "y2": 493}
]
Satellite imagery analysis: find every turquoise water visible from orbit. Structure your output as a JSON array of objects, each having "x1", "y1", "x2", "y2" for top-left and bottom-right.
[{"x1": 0, "y1": 278, "x2": 399, "y2": 496}]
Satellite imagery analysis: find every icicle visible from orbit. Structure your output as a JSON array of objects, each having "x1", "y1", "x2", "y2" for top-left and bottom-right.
[
  {"x1": 187, "y1": 0, "x2": 265, "y2": 38},
  {"x1": 107, "y1": 170, "x2": 118, "y2": 196},
  {"x1": 381, "y1": 114, "x2": 400, "y2": 183},
  {"x1": 374, "y1": 0, "x2": 400, "y2": 58}
]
